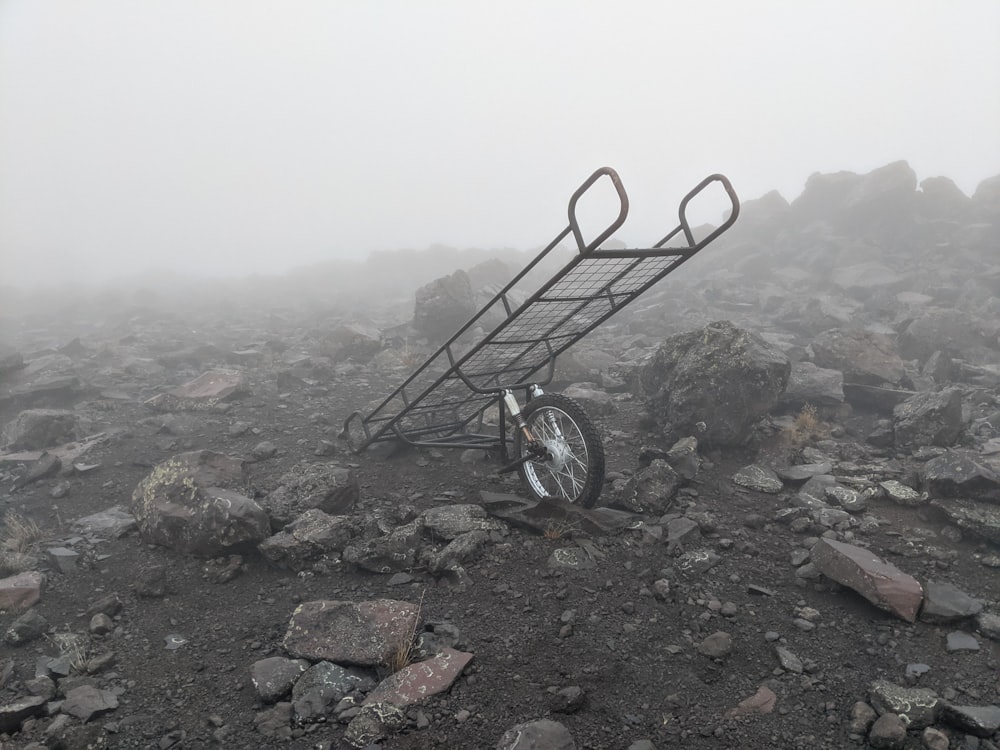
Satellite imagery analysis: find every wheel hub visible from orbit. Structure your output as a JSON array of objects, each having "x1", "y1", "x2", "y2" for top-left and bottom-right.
[{"x1": 541, "y1": 438, "x2": 572, "y2": 470}]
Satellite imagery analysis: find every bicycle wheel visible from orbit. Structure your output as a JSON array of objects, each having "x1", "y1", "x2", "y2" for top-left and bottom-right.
[{"x1": 514, "y1": 393, "x2": 605, "y2": 507}]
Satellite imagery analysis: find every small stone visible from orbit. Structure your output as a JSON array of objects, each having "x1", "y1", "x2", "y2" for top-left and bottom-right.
[
  {"x1": 774, "y1": 646, "x2": 803, "y2": 674},
  {"x1": 251, "y1": 441, "x2": 278, "y2": 461},
  {"x1": 4, "y1": 610, "x2": 48, "y2": 646},
  {"x1": 46, "y1": 547, "x2": 79, "y2": 574},
  {"x1": 733, "y1": 465, "x2": 783, "y2": 493},
  {"x1": 697, "y1": 631, "x2": 732, "y2": 659},
  {"x1": 89, "y1": 614, "x2": 113, "y2": 636},
  {"x1": 868, "y1": 713, "x2": 906, "y2": 749},
  {"x1": 945, "y1": 631, "x2": 979, "y2": 652},
  {"x1": 975, "y1": 611, "x2": 1000, "y2": 640},
  {"x1": 921, "y1": 726, "x2": 949, "y2": 750},
  {"x1": 549, "y1": 686, "x2": 585, "y2": 714},
  {"x1": 848, "y1": 701, "x2": 877, "y2": 734}
]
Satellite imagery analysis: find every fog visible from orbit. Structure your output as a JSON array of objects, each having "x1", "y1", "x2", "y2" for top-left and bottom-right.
[{"x1": 2, "y1": 0, "x2": 999, "y2": 289}]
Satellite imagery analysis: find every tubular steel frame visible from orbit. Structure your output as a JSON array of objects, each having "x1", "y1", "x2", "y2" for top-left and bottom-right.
[{"x1": 343, "y1": 167, "x2": 740, "y2": 459}]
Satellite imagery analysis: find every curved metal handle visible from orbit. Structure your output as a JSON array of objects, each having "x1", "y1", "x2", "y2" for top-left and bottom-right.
[
  {"x1": 567, "y1": 167, "x2": 630, "y2": 254},
  {"x1": 677, "y1": 173, "x2": 740, "y2": 246}
]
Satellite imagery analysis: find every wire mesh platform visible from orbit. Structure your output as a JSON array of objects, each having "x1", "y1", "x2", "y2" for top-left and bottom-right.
[{"x1": 344, "y1": 167, "x2": 739, "y2": 456}]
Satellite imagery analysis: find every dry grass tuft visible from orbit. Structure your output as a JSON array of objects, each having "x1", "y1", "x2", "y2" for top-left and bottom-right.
[
  {"x1": 50, "y1": 632, "x2": 90, "y2": 673},
  {"x1": 0, "y1": 512, "x2": 44, "y2": 574},
  {"x1": 386, "y1": 589, "x2": 425, "y2": 674},
  {"x1": 542, "y1": 520, "x2": 579, "y2": 541},
  {"x1": 782, "y1": 403, "x2": 828, "y2": 447}
]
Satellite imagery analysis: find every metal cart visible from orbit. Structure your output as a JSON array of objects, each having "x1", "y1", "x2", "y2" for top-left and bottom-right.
[{"x1": 343, "y1": 167, "x2": 739, "y2": 507}]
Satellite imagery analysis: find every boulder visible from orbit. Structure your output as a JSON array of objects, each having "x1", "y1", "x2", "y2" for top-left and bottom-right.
[
  {"x1": 144, "y1": 370, "x2": 249, "y2": 412},
  {"x1": 130, "y1": 451, "x2": 270, "y2": 556},
  {"x1": 776, "y1": 361, "x2": 844, "y2": 412},
  {"x1": 261, "y1": 462, "x2": 360, "y2": 527},
  {"x1": 810, "y1": 538, "x2": 923, "y2": 622},
  {"x1": 899, "y1": 308, "x2": 998, "y2": 364},
  {"x1": 811, "y1": 329, "x2": 905, "y2": 386},
  {"x1": 636, "y1": 320, "x2": 790, "y2": 447},
  {"x1": 1, "y1": 409, "x2": 78, "y2": 451},
  {"x1": 921, "y1": 451, "x2": 1000, "y2": 501},
  {"x1": 893, "y1": 388, "x2": 965, "y2": 451},
  {"x1": 283, "y1": 599, "x2": 420, "y2": 666},
  {"x1": 259, "y1": 509, "x2": 362, "y2": 571},
  {"x1": 363, "y1": 647, "x2": 473, "y2": 708},
  {"x1": 413, "y1": 270, "x2": 476, "y2": 342},
  {"x1": 615, "y1": 459, "x2": 682, "y2": 514},
  {"x1": 418, "y1": 504, "x2": 506, "y2": 541}
]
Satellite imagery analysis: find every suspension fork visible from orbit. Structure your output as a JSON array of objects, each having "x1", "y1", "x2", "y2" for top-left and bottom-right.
[
  {"x1": 498, "y1": 385, "x2": 549, "y2": 474},
  {"x1": 502, "y1": 387, "x2": 537, "y2": 445}
]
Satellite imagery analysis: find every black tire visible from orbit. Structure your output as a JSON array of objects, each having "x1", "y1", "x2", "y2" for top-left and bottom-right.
[{"x1": 513, "y1": 393, "x2": 605, "y2": 507}]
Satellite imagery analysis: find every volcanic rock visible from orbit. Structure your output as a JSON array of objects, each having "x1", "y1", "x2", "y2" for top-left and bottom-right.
[
  {"x1": 810, "y1": 538, "x2": 922, "y2": 622},
  {"x1": 283, "y1": 599, "x2": 420, "y2": 666},
  {"x1": 1, "y1": 409, "x2": 78, "y2": 451},
  {"x1": 130, "y1": 450, "x2": 270, "y2": 556},
  {"x1": 636, "y1": 320, "x2": 790, "y2": 447},
  {"x1": 893, "y1": 387, "x2": 965, "y2": 450}
]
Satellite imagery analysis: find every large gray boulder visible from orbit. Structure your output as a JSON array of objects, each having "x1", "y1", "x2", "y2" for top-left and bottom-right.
[
  {"x1": 413, "y1": 270, "x2": 476, "y2": 343},
  {"x1": 1, "y1": 409, "x2": 78, "y2": 451},
  {"x1": 893, "y1": 388, "x2": 965, "y2": 451},
  {"x1": 636, "y1": 321, "x2": 790, "y2": 447},
  {"x1": 260, "y1": 462, "x2": 360, "y2": 527},
  {"x1": 130, "y1": 450, "x2": 270, "y2": 556},
  {"x1": 899, "y1": 308, "x2": 999, "y2": 364},
  {"x1": 811, "y1": 329, "x2": 905, "y2": 386}
]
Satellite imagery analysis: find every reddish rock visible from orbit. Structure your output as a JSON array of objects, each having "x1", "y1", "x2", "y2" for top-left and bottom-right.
[
  {"x1": 811, "y1": 538, "x2": 923, "y2": 622},
  {"x1": 283, "y1": 599, "x2": 420, "y2": 666},
  {"x1": 0, "y1": 571, "x2": 45, "y2": 611},
  {"x1": 726, "y1": 685, "x2": 777, "y2": 718},
  {"x1": 364, "y1": 648, "x2": 473, "y2": 708}
]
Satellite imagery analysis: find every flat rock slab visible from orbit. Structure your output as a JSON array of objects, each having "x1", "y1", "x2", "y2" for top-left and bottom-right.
[
  {"x1": 945, "y1": 631, "x2": 979, "y2": 652},
  {"x1": 880, "y1": 480, "x2": 925, "y2": 506},
  {"x1": 0, "y1": 432, "x2": 106, "y2": 464},
  {"x1": 0, "y1": 571, "x2": 45, "y2": 611},
  {"x1": 775, "y1": 463, "x2": 833, "y2": 482},
  {"x1": 61, "y1": 685, "x2": 119, "y2": 722},
  {"x1": 72, "y1": 506, "x2": 137, "y2": 539},
  {"x1": 479, "y1": 491, "x2": 636, "y2": 536},
  {"x1": 811, "y1": 538, "x2": 923, "y2": 622},
  {"x1": 419, "y1": 504, "x2": 506, "y2": 541},
  {"x1": 939, "y1": 704, "x2": 1000, "y2": 737},
  {"x1": 363, "y1": 647, "x2": 473, "y2": 708},
  {"x1": 733, "y1": 464, "x2": 783, "y2": 493},
  {"x1": 496, "y1": 719, "x2": 577, "y2": 750},
  {"x1": 920, "y1": 580, "x2": 983, "y2": 623},
  {"x1": 283, "y1": 599, "x2": 419, "y2": 666},
  {"x1": 144, "y1": 369, "x2": 249, "y2": 412}
]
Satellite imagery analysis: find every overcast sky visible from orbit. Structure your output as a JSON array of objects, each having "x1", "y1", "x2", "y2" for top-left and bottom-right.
[{"x1": 2, "y1": 1, "x2": 999, "y2": 287}]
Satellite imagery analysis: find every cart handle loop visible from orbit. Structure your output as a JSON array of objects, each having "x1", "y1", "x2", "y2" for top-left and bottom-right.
[
  {"x1": 676, "y1": 173, "x2": 741, "y2": 247},
  {"x1": 567, "y1": 166, "x2": 630, "y2": 254}
]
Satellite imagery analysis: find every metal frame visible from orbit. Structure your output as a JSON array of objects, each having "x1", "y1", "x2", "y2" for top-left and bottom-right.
[{"x1": 344, "y1": 167, "x2": 740, "y2": 458}]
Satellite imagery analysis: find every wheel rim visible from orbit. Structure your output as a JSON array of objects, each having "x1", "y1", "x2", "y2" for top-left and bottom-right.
[{"x1": 522, "y1": 406, "x2": 591, "y2": 501}]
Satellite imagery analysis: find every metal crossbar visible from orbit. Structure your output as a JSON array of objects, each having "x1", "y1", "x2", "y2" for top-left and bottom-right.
[{"x1": 344, "y1": 167, "x2": 739, "y2": 455}]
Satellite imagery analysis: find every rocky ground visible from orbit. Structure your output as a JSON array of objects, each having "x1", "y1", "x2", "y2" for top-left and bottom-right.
[{"x1": 0, "y1": 160, "x2": 999, "y2": 750}]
